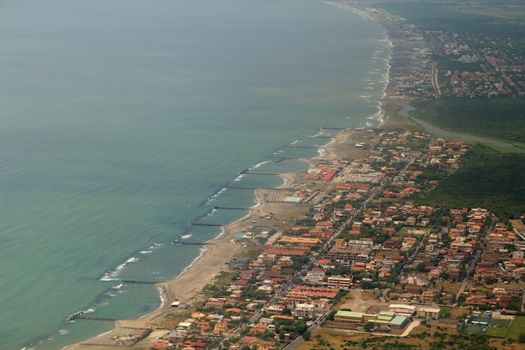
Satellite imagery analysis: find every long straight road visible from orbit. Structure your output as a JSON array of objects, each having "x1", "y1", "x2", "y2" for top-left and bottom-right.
[{"x1": 455, "y1": 218, "x2": 495, "y2": 302}]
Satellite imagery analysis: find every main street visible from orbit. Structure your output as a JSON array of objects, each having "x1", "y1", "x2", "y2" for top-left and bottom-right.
[{"x1": 455, "y1": 218, "x2": 496, "y2": 303}]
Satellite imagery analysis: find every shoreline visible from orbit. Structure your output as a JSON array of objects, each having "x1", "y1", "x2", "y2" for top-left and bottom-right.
[
  {"x1": 62, "y1": 5, "x2": 394, "y2": 350},
  {"x1": 64, "y1": 150, "x2": 327, "y2": 350},
  {"x1": 63, "y1": 126, "x2": 387, "y2": 350},
  {"x1": 63, "y1": 160, "x2": 313, "y2": 349}
]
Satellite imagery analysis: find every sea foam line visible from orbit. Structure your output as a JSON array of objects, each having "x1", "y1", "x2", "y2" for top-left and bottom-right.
[
  {"x1": 328, "y1": 1, "x2": 393, "y2": 127},
  {"x1": 99, "y1": 244, "x2": 162, "y2": 282}
]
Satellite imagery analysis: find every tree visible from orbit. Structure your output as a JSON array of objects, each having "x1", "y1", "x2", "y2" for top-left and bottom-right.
[
  {"x1": 484, "y1": 277, "x2": 496, "y2": 285},
  {"x1": 296, "y1": 321, "x2": 308, "y2": 334},
  {"x1": 303, "y1": 330, "x2": 311, "y2": 341},
  {"x1": 416, "y1": 263, "x2": 426, "y2": 272},
  {"x1": 507, "y1": 296, "x2": 522, "y2": 311},
  {"x1": 260, "y1": 331, "x2": 274, "y2": 340},
  {"x1": 439, "y1": 307, "x2": 451, "y2": 319},
  {"x1": 518, "y1": 333, "x2": 525, "y2": 343}
]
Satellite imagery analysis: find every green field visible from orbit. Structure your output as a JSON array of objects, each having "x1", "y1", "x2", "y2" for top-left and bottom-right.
[
  {"x1": 417, "y1": 144, "x2": 525, "y2": 218},
  {"x1": 486, "y1": 318, "x2": 513, "y2": 338},
  {"x1": 411, "y1": 98, "x2": 525, "y2": 144},
  {"x1": 486, "y1": 326, "x2": 508, "y2": 338},
  {"x1": 486, "y1": 316, "x2": 525, "y2": 340},
  {"x1": 490, "y1": 318, "x2": 512, "y2": 328},
  {"x1": 507, "y1": 316, "x2": 525, "y2": 340}
]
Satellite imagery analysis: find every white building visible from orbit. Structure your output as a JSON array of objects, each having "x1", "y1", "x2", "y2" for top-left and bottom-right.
[
  {"x1": 304, "y1": 268, "x2": 325, "y2": 285},
  {"x1": 293, "y1": 303, "x2": 316, "y2": 319}
]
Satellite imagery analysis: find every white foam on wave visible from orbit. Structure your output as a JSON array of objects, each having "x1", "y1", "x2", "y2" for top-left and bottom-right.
[
  {"x1": 311, "y1": 130, "x2": 323, "y2": 138},
  {"x1": 58, "y1": 329, "x2": 70, "y2": 336},
  {"x1": 207, "y1": 187, "x2": 226, "y2": 203},
  {"x1": 66, "y1": 306, "x2": 96, "y2": 323},
  {"x1": 359, "y1": 95, "x2": 372, "y2": 104},
  {"x1": 249, "y1": 160, "x2": 272, "y2": 170},
  {"x1": 112, "y1": 283, "x2": 124, "y2": 290},
  {"x1": 233, "y1": 173, "x2": 246, "y2": 182},
  {"x1": 100, "y1": 256, "x2": 140, "y2": 281},
  {"x1": 139, "y1": 250, "x2": 153, "y2": 254},
  {"x1": 180, "y1": 234, "x2": 192, "y2": 240}
]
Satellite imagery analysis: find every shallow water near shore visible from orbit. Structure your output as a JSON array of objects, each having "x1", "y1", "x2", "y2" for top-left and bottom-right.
[{"x1": 0, "y1": 0, "x2": 390, "y2": 348}]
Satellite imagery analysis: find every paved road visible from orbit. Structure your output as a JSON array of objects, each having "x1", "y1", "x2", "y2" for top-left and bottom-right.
[{"x1": 455, "y1": 218, "x2": 495, "y2": 302}]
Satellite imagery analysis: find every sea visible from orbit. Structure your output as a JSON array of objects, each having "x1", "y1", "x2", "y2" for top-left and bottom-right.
[{"x1": 0, "y1": 0, "x2": 390, "y2": 349}]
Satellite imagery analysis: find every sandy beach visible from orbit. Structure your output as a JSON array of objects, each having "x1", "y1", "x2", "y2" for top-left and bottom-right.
[{"x1": 66, "y1": 167, "x2": 315, "y2": 349}]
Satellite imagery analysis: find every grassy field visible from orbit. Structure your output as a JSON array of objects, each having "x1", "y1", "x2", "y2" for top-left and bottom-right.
[
  {"x1": 486, "y1": 316, "x2": 525, "y2": 340},
  {"x1": 410, "y1": 98, "x2": 525, "y2": 145},
  {"x1": 486, "y1": 326, "x2": 509, "y2": 338},
  {"x1": 490, "y1": 318, "x2": 512, "y2": 328},
  {"x1": 417, "y1": 144, "x2": 525, "y2": 218},
  {"x1": 507, "y1": 316, "x2": 525, "y2": 340}
]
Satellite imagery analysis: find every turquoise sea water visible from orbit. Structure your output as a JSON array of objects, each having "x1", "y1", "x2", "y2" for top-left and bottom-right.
[{"x1": 0, "y1": 0, "x2": 390, "y2": 349}]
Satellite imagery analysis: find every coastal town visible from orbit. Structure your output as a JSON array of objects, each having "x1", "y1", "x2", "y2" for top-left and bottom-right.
[
  {"x1": 63, "y1": 2, "x2": 525, "y2": 350},
  {"x1": 142, "y1": 125, "x2": 524, "y2": 350},
  {"x1": 70, "y1": 121, "x2": 524, "y2": 350}
]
